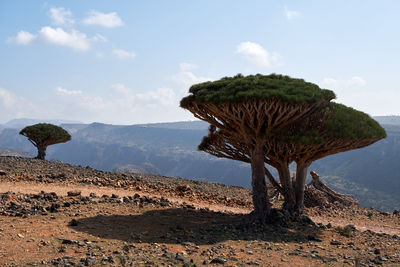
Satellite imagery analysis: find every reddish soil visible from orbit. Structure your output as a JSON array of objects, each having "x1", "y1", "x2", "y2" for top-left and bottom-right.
[{"x1": 0, "y1": 156, "x2": 399, "y2": 266}]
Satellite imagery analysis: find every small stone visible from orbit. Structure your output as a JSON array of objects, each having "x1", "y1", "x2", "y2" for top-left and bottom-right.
[
  {"x1": 330, "y1": 240, "x2": 342, "y2": 246},
  {"x1": 162, "y1": 252, "x2": 174, "y2": 259},
  {"x1": 61, "y1": 239, "x2": 74, "y2": 244},
  {"x1": 377, "y1": 256, "x2": 387, "y2": 261},
  {"x1": 175, "y1": 252, "x2": 186, "y2": 262},
  {"x1": 69, "y1": 219, "x2": 79, "y2": 226},
  {"x1": 67, "y1": 191, "x2": 81, "y2": 197},
  {"x1": 107, "y1": 256, "x2": 115, "y2": 263},
  {"x1": 210, "y1": 257, "x2": 226, "y2": 264},
  {"x1": 307, "y1": 235, "x2": 322, "y2": 242},
  {"x1": 374, "y1": 248, "x2": 381, "y2": 255}
]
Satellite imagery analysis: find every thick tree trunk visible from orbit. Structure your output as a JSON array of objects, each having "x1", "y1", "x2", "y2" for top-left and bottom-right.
[
  {"x1": 277, "y1": 164, "x2": 296, "y2": 213},
  {"x1": 36, "y1": 146, "x2": 46, "y2": 160},
  {"x1": 250, "y1": 146, "x2": 271, "y2": 223},
  {"x1": 294, "y1": 162, "x2": 310, "y2": 215}
]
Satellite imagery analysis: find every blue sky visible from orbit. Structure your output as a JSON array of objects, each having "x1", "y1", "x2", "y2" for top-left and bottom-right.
[{"x1": 1, "y1": 1, "x2": 399, "y2": 124}]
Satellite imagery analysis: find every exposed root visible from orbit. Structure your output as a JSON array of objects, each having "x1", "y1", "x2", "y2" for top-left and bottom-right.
[{"x1": 304, "y1": 171, "x2": 358, "y2": 208}]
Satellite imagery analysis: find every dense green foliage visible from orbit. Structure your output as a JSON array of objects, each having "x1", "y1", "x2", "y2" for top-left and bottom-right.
[
  {"x1": 325, "y1": 103, "x2": 386, "y2": 140},
  {"x1": 269, "y1": 102, "x2": 386, "y2": 145},
  {"x1": 180, "y1": 73, "x2": 336, "y2": 106},
  {"x1": 19, "y1": 123, "x2": 71, "y2": 146},
  {"x1": 269, "y1": 128, "x2": 324, "y2": 145}
]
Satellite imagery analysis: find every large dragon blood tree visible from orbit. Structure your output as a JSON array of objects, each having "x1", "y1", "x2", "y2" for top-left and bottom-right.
[
  {"x1": 199, "y1": 102, "x2": 386, "y2": 216},
  {"x1": 180, "y1": 74, "x2": 335, "y2": 222},
  {"x1": 19, "y1": 123, "x2": 71, "y2": 160}
]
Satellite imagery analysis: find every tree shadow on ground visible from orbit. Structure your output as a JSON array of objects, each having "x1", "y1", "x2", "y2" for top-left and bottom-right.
[{"x1": 71, "y1": 208, "x2": 321, "y2": 245}]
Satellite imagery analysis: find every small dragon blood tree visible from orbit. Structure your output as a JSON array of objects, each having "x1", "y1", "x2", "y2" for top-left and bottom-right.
[{"x1": 19, "y1": 123, "x2": 71, "y2": 160}]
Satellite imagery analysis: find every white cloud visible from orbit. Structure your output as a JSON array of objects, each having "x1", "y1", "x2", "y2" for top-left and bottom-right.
[
  {"x1": 236, "y1": 41, "x2": 280, "y2": 67},
  {"x1": 56, "y1": 87, "x2": 82, "y2": 96},
  {"x1": 170, "y1": 63, "x2": 212, "y2": 88},
  {"x1": 322, "y1": 76, "x2": 367, "y2": 89},
  {"x1": 0, "y1": 87, "x2": 39, "y2": 122},
  {"x1": 49, "y1": 7, "x2": 74, "y2": 25},
  {"x1": 0, "y1": 88, "x2": 16, "y2": 108},
  {"x1": 322, "y1": 76, "x2": 370, "y2": 110},
  {"x1": 136, "y1": 88, "x2": 176, "y2": 107},
  {"x1": 112, "y1": 49, "x2": 136, "y2": 59},
  {"x1": 179, "y1": 63, "x2": 198, "y2": 72},
  {"x1": 39, "y1": 26, "x2": 90, "y2": 51},
  {"x1": 95, "y1": 51, "x2": 104, "y2": 58},
  {"x1": 91, "y1": 34, "x2": 107, "y2": 43},
  {"x1": 53, "y1": 84, "x2": 182, "y2": 124},
  {"x1": 112, "y1": 83, "x2": 176, "y2": 107},
  {"x1": 8, "y1": 27, "x2": 98, "y2": 51},
  {"x1": 7, "y1": 31, "x2": 37, "y2": 45},
  {"x1": 83, "y1": 10, "x2": 123, "y2": 28},
  {"x1": 112, "y1": 83, "x2": 131, "y2": 94},
  {"x1": 284, "y1": 7, "x2": 300, "y2": 20},
  {"x1": 1, "y1": 64, "x2": 212, "y2": 124},
  {"x1": 318, "y1": 77, "x2": 400, "y2": 116}
]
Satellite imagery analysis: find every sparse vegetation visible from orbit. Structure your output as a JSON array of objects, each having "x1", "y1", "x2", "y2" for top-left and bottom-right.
[
  {"x1": 367, "y1": 210, "x2": 374, "y2": 218},
  {"x1": 335, "y1": 225, "x2": 355, "y2": 238}
]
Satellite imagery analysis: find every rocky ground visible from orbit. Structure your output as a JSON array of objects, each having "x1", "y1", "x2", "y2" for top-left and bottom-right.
[{"x1": 0, "y1": 156, "x2": 399, "y2": 266}]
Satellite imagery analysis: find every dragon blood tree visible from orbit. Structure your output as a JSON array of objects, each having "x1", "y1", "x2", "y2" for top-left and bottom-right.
[
  {"x1": 198, "y1": 126, "x2": 285, "y2": 201},
  {"x1": 19, "y1": 123, "x2": 71, "y2": 160},
  {"x1": 199, "y1": 103, "x2": 386, "y2": 216},
  {"x1": 180, "y1": 74, "x2": 335, "y2": 223},
  {"x1": 275, "y1": 102, "x2": 386, "y2": 214}
]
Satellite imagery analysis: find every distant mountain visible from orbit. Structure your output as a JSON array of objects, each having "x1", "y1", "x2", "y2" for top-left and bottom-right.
[
  {"x1": 0, "y1": 117, "x2": 399, "y2": 211},
  {"x1": 0, "y1": 121, "x2": 251, "y2": 188},
  {"x1": 137, "y1": 121, "x2": 209, "y2": 130},
  {"x1": 0, "y1": 148, "x2": 31, "y2": 157},
  {"x1": 374, "y1": 115, "x2": 400, "y2": 126},
  {"x1": 3, "y1": 118, "x2": 82, "y2": 129},
  {"x1": 311, "y1": 123, "x2": 400, "y2": 211}
]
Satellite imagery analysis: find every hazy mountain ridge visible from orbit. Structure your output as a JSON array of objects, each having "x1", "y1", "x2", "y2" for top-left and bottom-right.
[
  {"x1": 0, "y1": 148, "x2": 31, "y2": 157},
  {"x1": 3, "y1": 118, "x2": 82, "y2": 129},
  {"x1": 374, "y1": 115, "x2": 400, "y2": 125},
  {"x1": 0, "y1": 117, "x2": 399, "y2": 211}
]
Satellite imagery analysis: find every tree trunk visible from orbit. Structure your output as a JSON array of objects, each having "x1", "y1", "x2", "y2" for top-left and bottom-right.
[
  {"x1": 250, "y1": 146, "x2": 271, "y2": 223},
  {"x1": 36, "y1": 146, "x2": 47, "y2": 160},
  {"x1": 277, "y1": 164, "x2": 296, "y2": 213},
  {"x1": 294, "y1": 162, "x2": 310, "y2": 215}
]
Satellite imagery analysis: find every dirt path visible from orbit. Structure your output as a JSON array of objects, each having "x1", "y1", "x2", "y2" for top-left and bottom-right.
[
  {"x1": 0, "y1": 181, "x2": 251, "y2": 214},
  {"x1": 311, "y1": 216, "x2": 400, "y2": 236}
]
